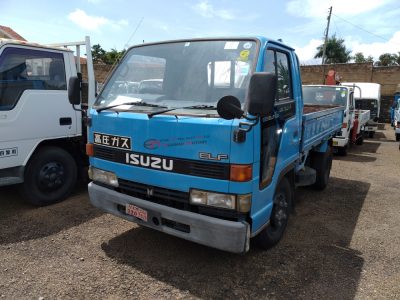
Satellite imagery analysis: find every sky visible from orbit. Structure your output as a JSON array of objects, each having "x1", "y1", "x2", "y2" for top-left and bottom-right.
[{"x1": 1, "y1": 0, "x2": 400, "y2": 64}]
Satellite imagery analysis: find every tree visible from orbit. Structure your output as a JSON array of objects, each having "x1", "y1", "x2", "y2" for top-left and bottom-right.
[
  {"x1": 375, "y1": 53, "x2": 399, "y2": 66},
  {"x1": 314, "y1": 35, "x2": 352, "y2": 64},
  {"x1": 91, "y1": 44, "x2": 126, "y2": 65},
  {"x1": 91, "y1": 44, "x2": 106, "y2": 64},
  {"x1": 353, "y1": 52, "x2": 374, "y2": 63}
]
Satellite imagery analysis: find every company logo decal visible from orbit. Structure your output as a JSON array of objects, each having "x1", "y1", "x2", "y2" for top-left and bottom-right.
[
  {"x1": 94, "y1": 132, "x2": 131, "y2": 150},
  {"x1": 144, "y1": 135, "x2": 209, "y2": 150}
]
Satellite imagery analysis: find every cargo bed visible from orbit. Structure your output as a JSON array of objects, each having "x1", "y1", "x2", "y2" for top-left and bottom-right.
[{"x1": 301, "y1": 105, "x2": 344, "y2": 152}]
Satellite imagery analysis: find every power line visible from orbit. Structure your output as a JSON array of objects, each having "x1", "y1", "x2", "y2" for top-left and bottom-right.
[{"x1": 332, "y1": 13, "x2": 392, "y2": 43}]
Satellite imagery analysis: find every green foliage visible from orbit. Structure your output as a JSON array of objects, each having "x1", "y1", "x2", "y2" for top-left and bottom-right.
[
  {"x1": 353, "y1": 52, "x2": 374, "y2": 63},
  {"x1": 314, "y1": 35, "x2": 352, "y2": 64},
  {"x1": 375, "y1": 53, "x2": 399, "y2": 66},
  {"x1": 91, "y1": 44, "x2": 126, "y2": 65}
]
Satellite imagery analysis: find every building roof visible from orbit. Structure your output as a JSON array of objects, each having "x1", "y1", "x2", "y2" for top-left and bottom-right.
[{"x1": 0, "y1": 25, "x2": 26, "y2": 41}]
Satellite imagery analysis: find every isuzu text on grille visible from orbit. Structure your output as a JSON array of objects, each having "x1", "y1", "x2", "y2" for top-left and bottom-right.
[{"x1": 125, "y1": 153, "x2": 173, "y2": 171}]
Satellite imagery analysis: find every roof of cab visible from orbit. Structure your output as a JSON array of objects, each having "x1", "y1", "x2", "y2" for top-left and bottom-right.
[
  {"x1": 0, "y1": 38, "x2": 73, "y2": 52},
  {"x1": 130, "y1": 36, "x2": 295, "y2": 51}
]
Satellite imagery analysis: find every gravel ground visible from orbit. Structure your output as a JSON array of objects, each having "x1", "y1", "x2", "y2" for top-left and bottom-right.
[{"x1": 1, "y1": 126, "x2": 399, "y2": 299}]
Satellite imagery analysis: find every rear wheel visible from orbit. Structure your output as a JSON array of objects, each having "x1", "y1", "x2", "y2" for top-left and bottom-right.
[
  {"x1": 368, "y1": 131, "x2": 375, "y2": 138},
  {"x1": 337, "y1": 145, "x2": 347, "y2": 156},
  {"x1": 396, "y1": 134, "x2": 400, "y2": 142},
  {"x1": 311, "y1": 147, "x2": 332, "y2": 190},
  {"x1": 21, "y1": 147, "x2": 77, "y2": 206},
  {"x1": 255, "y1": 177, "x2": 293, "y2": 249}
]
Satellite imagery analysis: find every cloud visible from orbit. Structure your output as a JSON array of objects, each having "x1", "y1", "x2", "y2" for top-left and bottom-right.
[
  {"x1": 347, "y1": 31, "x2": 400, "y2": 60},
  {"x1": 67, "y1": 9, "x2": 128, "y2": 31},
  {"x1": 293, "y1": 38, "x2": 323, "y2": 64},
  {"x1": 294, "y1": 31, "x2": 400, "y2": 64},
  {"x1": 193, "y1": 1, "x2": 235, "y2": 20},
  {"x1": 286, "y1": 0, "x2": 394, "y2": 18}
]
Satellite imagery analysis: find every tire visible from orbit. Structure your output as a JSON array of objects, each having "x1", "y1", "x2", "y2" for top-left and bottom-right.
[
  {"x1": 356, "y1": 133, "x2": 364, "y2": 145},
  {"x1": 21, "y1": 146, "x2": 77, "y2": 206},
  {"x1": 396, "y1": 134, "x2": 400, "y2": 142},
  {"x1": 368, "y1": 131, "x2": 375, "y2": 138},
  {"x1": 255, "y1": 177, "x2": 293, "y2": 249},
  {"x1": 311, "y1": 147, "x2": 332, "y2": 190},
  {"x1": 337, "y1": 145, "x2": 347, "y2": 156}
]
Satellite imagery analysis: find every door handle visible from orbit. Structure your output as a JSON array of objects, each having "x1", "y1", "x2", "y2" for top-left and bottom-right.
[{"x1": 59, "y1": 117, "x2": 72, "y2": 126}]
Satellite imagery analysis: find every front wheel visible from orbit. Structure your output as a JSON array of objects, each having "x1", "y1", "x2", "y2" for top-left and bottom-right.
[
  {"x1": 21, "y1": 146, "x2": 77, "y2": 206},
  {"x1": 255, "y1": 177, "x2": 293, "y2": 249}
]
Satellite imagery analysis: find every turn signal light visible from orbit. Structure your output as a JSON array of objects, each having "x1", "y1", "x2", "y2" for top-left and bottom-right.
[
  {"x1": 342, "y1": 123, "x2": 347, "y2": 128},
  {"x1": 86, "y1": 143, "x2": 94, "y2": 156},
  {"x1": 230, "y1": 164, "x2": 252, "y2": 182}
]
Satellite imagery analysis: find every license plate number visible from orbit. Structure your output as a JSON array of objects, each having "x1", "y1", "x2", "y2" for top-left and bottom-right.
[{"x1": 126, "y1": 204, "x2": 148, "y2": 222}]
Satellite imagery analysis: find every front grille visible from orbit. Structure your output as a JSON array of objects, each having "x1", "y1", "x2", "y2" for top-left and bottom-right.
[
  {"x1": 118, "y1": 179, "x2": 189, "y2": 210},
  {"x1": 116, "y1": 179, "x2": 246, "y2": 222},
  {"x1": 93, "y1": 145, "x2": 230, "y2": 180},
  {"x1": 94, "y1": 146, "x2": 114, "y2": 160}
]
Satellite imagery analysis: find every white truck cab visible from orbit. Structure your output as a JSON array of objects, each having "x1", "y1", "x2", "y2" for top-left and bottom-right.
[
  {"x1": 342, "y1": 82, "x2": 381, "y2": 138},
  {"x1": 0, "y1": 37, "x2": 95, "y2": 205}
]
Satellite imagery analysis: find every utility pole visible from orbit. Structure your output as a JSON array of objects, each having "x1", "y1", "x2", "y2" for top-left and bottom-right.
[{"x1": 321, "y1": 6, "x2": 332, "y2": 65}]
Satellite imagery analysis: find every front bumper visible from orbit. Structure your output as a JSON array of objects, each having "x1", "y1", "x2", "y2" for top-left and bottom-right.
[{"x1": 88, "y1": 182, "x2": 250, "y2": 253}]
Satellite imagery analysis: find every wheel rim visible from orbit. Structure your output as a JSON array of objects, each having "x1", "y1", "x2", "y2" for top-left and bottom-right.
[
  {"x1": 271, "y1": 191, "x2": 288, "y2": 233},
  {"x1": 38, "y1": 162, "x2": 65, "y2": 192}
]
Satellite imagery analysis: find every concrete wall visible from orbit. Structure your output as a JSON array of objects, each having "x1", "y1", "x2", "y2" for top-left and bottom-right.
[{"x1": 301, "y1": 63, "x2": 400, "y2": 122}]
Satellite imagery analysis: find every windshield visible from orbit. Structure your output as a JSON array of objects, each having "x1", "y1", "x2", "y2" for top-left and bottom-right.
[
  {"x1": 302, "y1": 86, "x2": 348, "y2": 106},
  {"x1": 95, "y1": 40, "x2": 258, "y2": 113}
]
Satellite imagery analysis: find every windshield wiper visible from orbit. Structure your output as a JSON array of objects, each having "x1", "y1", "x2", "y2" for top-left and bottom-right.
[
  {"x1": 147, "y1": 104, "x2": 217, "y2": 118},
  {"x1": 96, "y1": 101, "x2": 166, "y2": 113}
]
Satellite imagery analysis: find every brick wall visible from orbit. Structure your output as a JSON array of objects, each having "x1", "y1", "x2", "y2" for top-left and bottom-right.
[
  {"x1": 301, "y1": 63, "x2": 400, "y2": 123},
  {"x1": 82, "y1": 62, "x2": 400, "y2": 123}
]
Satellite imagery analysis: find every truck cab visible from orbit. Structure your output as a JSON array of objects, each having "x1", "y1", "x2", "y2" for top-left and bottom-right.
[
  {"x1": 302, "y1": 85, "x2": 370, "y2": 155},
  {"x1": 393, "y1": 95, "x2": 400, "y2": 141},
  {"x1": 0, "y1": 37, "x2": 95, "y2": 205},
  {"x1": 342, "y1": 82, "x2": 381, "y2": 138},
  {"x1": 78, "y1": 37, "x2": 343, "y2": 253}
]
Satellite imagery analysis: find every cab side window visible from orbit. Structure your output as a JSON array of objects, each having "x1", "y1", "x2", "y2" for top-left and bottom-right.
[
  {"x1": 263, "y1": 49, "x2": 293, "y2": 101},
  {"x1": 0, "y1": 47, "x2": 66, "y2": 111}
]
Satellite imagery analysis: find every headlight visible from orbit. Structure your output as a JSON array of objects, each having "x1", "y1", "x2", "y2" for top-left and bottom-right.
[
  {"x1": 190, "y1": 189, "x2": 252, "y2": 211},
  {"x1": 89, "y1": 166, "x2": 119, "y2": 187}
]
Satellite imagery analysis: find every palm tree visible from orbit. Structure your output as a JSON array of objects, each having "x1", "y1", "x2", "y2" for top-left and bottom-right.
[{"x1": 315, "y1": 35, "x2": 351, "y2": 64}]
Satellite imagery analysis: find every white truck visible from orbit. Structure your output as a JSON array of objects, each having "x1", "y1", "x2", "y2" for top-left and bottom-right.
[
  {"x1": 342, "y1": 82, "x2": 381, "y2": 138},
  {"x1": 303, "y1": 85, "x2": 370, "y2": 155},
  {"x1": 0, "y1": 36, "x2": 95, "y2": 205}
]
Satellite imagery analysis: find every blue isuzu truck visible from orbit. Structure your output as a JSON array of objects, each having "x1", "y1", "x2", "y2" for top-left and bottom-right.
[{"x1": 69, "y1": 37, "x2": 344, "y2": 253}]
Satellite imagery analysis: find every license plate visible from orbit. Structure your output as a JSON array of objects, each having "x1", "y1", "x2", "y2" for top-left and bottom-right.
[
  {"x1": 126, "y1": 204, "x2": 148, "y2": 222},
  {"x1": 333, "y1": 141, "x2": 338, "y2": 146}
]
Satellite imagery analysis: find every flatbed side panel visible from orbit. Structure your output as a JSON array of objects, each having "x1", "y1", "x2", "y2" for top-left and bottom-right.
[{"x1": 302, "y1": 107, "x2": 344, "y2": 152}]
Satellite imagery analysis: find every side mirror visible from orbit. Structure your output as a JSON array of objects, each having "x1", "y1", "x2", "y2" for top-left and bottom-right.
[
  {"x1": 247, "y1": 72, "x2": 277, "y2": 117},
  {"x1": 68, "y1": 76, "x2": 81, "y2": 105},
  {"x1": 217, "y1": 96, "x2": 244, "y2": 120}
]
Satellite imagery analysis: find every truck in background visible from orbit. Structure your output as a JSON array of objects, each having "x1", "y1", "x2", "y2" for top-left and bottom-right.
[
  {"x1": 342, "y1": 82, "x2": 381, "y2": 138},
  {"x1": 69, "y1": 37, "x2": 344, "y2": 253},
  {"x1": 303, "y1": 85, "x2": 370, "y2": 155},
  {"x1": 0, "y1": 36, "x2": 95, "y2": 205},
  {"x1": 393, "y1": 95, "x2": 400, "y2": 141}
]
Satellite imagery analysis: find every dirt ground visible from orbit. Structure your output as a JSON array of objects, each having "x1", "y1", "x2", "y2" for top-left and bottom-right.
[{"x1": 1, "y1": 126, "x2": 399, "y2": 299}]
